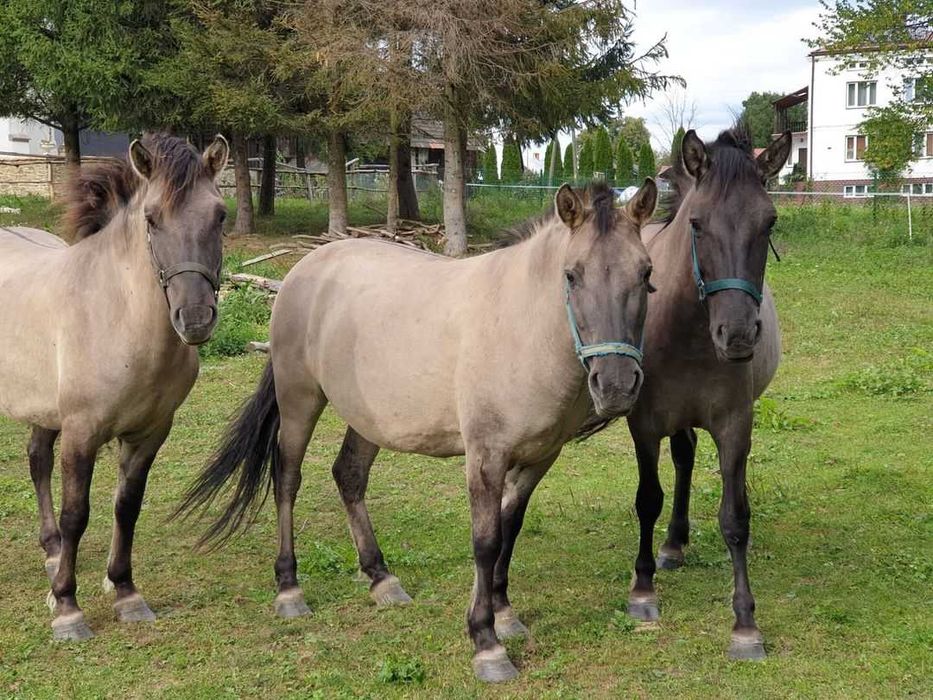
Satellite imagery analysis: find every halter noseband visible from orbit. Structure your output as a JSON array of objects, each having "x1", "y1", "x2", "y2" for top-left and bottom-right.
[
  {"x1": 147, "y1": 227, "x2": 220, "y2": 302},
  {"x1": 564, "y1": 279, "x2": 643, "y2": 369},
  {"x1": 690, "y1": 224, "x2": 763, "y2": 304}
]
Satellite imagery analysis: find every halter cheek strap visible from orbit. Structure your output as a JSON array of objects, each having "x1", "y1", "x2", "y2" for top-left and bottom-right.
[
  {"x1": 690, "y1": 224, "x2": 763, "y2": 304},
  {"x1": 148, "y1": 229, "x2": 221, "y2": 301},
  {"x1": 564, "y1": 279, "x2": 643, "y2": 369}
]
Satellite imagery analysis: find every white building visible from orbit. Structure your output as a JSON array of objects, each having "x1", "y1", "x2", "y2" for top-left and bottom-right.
[
  {"x1": 0, "y1": 117, "x2": 57, "y2": 156},
  {"x1": 773, "y1": 46, "x2": 933, "y2": 197}
]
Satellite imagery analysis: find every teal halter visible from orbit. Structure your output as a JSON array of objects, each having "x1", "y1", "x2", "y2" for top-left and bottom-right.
[
  {"x1": 564, "y1": 279, "x2": 643, "y2": 369},
  {"x1": 690, "y1": 225, "x2": 763, "y2": 304}
]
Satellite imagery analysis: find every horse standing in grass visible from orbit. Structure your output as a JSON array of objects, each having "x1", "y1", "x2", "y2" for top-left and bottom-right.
[
  {"x1": 0, "y1": 134, "x2": 229, "y2": 640},
  {"x1": 178, "y1": 181, "x2": 658, "y2": 682},
  {"x1": 605, "y1": 127, "x2": 791, "y2": 660}
]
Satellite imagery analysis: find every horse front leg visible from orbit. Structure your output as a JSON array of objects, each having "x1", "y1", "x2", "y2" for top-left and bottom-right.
[
  {"x1": 711, "y1": 409, "x2": 765, "y2": 661},
  {"x1": 492, "y1": 452, "x2": 558, "y2": 641},
  {"x1": 50, "y1": 428, "x2": 100, "y2": 641},
  {"x1": 657, "y1": 428, "x2": 697, "y2": 570},
  {"x1": 627, "y1": 425, "x2": 663, "y2": 622},
  {"x1": 105, "y1": 422, "x2": 172, "y2": 623},
  {"x1": 465, "y1": 445, "x2": 517, "y2": 683},
  {"x1": 28, "y1": 427, "x2": 61, "y2": 581}
]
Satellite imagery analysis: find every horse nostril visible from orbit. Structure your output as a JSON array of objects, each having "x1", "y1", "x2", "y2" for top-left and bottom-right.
[
  {"x1": 716, "y1": 324, "x2": 727, "y2": 344},
  {"x1": 754, "y1": 320, "x2": 762, "y2": 343},
  {"x1": 589, "y1": 371, "x2": 602, "y2": 393},
  {"x1": 630, "y1": 366, "x2": 643, "y2": 394}
]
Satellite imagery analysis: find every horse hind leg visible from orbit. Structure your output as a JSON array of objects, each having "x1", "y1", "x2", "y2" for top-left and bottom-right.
[
  {"x1": 28, "y1": 427, "x2": 61, "y2": 581},
  {"x1": 658, "y1": 428, "x2": 697, "y2": 570},
  {"x1": 105, "y1": 423, "x2": 172, "y2": 624},
  {"x1": 332, "y1": 427, "x2": 411, "y2": 607},
  {"x1": 272, "y1": 385, "x2": 327, "y2": 619}
]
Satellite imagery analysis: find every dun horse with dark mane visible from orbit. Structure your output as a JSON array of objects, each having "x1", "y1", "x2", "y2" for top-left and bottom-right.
[
  {"x1": 0, "y1": 134, "x2": 229, "y2": 640},
  {"x1": 179, "y1": 181, "x2": 658, "y2": 682}
]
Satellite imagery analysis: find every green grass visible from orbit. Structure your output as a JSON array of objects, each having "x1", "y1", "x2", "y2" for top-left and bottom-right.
[{"x1": 0, "y1": 198, "x2": 930, "y2": 698}]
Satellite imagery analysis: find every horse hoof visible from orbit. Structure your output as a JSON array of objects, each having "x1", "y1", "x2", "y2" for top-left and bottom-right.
[
  {"x1": 102, "y1": 575, "x2": 115, "y2": 593},
  {"x1": 370, "y1": 576, "x2": 412, "y2": 607},
  {"x1": 114, "y1": 594, "x2": 156, "y2": 623},
  {"x1": 472, "y1": 647, "x2": 519, "y2": 683},
  {"x1": 44, "y1": 556, "x2": 60, "y2": 582},
  {"x1": 494, "y1": 608, "x2": 530, "y2": 640},
  {"x1": 656, "y1": 549, "x2": 685, "y2": 570},
  {"x1": 628, "y1": 594, "x2": 660, "y2": 622},
  {"x1": 729, "y1": 630, "x2": 766, "y2": 661},
  {"x1": 274, "y1": 589, "x2": 311, "y2": 619},
  {"x1": 52, "y1": 612, "x2": 94, "y2": 641}
]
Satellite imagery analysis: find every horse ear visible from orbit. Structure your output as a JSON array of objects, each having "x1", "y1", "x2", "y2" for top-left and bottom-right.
[
  {"x1": 681, "y1": 129, "x2": 709, "y2": 181},
  {"x1": 128, "y1": 140, "x2": 153, "y2": 181},
  {"x1": 203, "y1": 134, "x2": 230, "y2": 181},
  {"x1": 555, "y1": 183, "x2": 586, "y2": 230},
  {"x1": 757, "y1": 130, "x2": 792, "y2": 181},
  {"x1": 625, "y1": 178, "x2": 658, "y2": 225}
]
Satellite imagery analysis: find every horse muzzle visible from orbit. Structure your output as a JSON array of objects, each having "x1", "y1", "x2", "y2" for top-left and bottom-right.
[
  {"x1": 713, "y1": 320, "x2": 761, "y2": 363},
  {"x1": 588, "y1": 356, "x2": 644, "y2": 417},
  {"x1": 172, "y1": 304, "x2": 218, "y2": 345}
]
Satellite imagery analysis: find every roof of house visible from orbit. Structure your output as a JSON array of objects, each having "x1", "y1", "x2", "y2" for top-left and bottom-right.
[
  {"x1": 773, "y1": 87, "x2": 808, "y2": 109},
  {"x1": 410, "y1": 117, "x2": 485, "y2": 152}
]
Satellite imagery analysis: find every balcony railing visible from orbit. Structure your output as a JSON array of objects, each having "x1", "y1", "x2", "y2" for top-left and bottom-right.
[{"x1": 774, "y1": 118, "x2": 807, "y2": 134}]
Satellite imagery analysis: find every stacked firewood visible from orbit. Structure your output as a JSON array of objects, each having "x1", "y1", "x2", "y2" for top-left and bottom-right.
[{"x1": 291, "y1": 220, "x2": 444, "y2": 253}]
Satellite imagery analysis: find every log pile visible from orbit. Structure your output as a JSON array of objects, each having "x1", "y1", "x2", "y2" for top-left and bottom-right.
[{"x1": 290, "y1": 220, "x2": 444, "y2": 253}]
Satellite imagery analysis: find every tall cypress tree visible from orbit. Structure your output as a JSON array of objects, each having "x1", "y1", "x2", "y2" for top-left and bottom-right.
[
  {"x1": 500, "y1": 140, "x2": 523, "y2": 183},
  {"x1": 671, "y1": 126, "x2": 686, "y2": 167},
  {"x1": 638, "y1": 142, "x2": 657, "y2": 180},
  {"x1": 563, "y1": 142, "x2": 575, "y2": 181},
  {"x1": 577, "y1": 138, "x2": 594, "y2": 181},
  {"x1": 615, "y1": 138, "x2": 634, "y2": 186},
  {"x1": 593, "y1": 127, "x2": 613, "y2": 181},
  {"x1": 483, "y1": 144, "x2": 499, "y2": 183}
]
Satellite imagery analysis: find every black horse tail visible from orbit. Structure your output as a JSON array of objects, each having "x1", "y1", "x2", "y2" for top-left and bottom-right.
[{"x1": 174, "y1": 361, "x2": 280, "y2": 548}]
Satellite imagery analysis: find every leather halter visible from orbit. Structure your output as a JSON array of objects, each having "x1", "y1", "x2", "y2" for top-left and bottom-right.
[
  {"x1": 690, "y1": 224, "x2": 763, "y2": 304},
  {"x1": 564, "y1": 279, "x2": 643, "y2": 369},
  {"x1": 147, "y1": 227, "x2": 220, "y2": 302}
]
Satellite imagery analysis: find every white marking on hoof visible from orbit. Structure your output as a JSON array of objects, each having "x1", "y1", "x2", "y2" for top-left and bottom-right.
[
  {"x1": 494, "y1": 608, "x2": 530, "y2": 640},
  {"x1": 627, "y1": 592, "x2": 660, "y2": 622},
  {"x1": 729, "y1": 629, "x2": 766, "y2": 661},
  {"x1": 51, "y1": 611, "x2": 94, "y2": 641},
  {"x1": 114, "y1": 593, "x2": 156, "y2": 623},
  {"x1": 352, "y1": 569, "x2": 372, "y2": 585},
  {"x1": 656, "y1": 547, "x2": 685, "y2": 570},
  {"x1": 46, "y1": 589, "x2": 57, "y2": 613},
  {"x1": 102, "y1": 575, "x2": 115, "y2": 593},
  {"x1": 472, "y1": 646, "x2": 518, "y2": 683},
  {"x1": 274, "y1": 588, "x2": 311, "y2": 618},
  {"x1": 370, "y1": 575, "x2": 412, "y2": 607}
]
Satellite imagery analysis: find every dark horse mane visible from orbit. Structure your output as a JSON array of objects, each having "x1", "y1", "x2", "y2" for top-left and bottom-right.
[
  {"x1": 661, "y1": 122, "x2": 757, "y2": 225},
  {"x1": 62, "y1": 133, "x2": 207, "y2": 243},
  {"x1": 499, "y1": 180, "x2": 618, "y2": 247}
]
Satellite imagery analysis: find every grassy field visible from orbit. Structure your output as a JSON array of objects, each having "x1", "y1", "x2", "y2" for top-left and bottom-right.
[{"x1": 0, "y1": 194, "x2": 930, "y2": 698}]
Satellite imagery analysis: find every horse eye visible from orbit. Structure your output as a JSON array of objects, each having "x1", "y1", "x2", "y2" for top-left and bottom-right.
[
  {"x1": 218, "y1": 210, "x2": 227, "y2": 225},
  {"x1": 564, "y1": 270, "x2": 576, "y2": 287},
  {"x1": 689, "y1": 218, "x2": 702, "y2": 235},
  {"x1": 145, "y1": 213, "x2": 157, "y2": 229},
  {"x1": 644, "y1": 270, "x2": 656, "y2": 293}
]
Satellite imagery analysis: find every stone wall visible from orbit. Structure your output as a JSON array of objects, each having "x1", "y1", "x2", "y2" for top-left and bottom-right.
[{"x1": 0, "y1": 156, "x2": 118, "y2": 200}]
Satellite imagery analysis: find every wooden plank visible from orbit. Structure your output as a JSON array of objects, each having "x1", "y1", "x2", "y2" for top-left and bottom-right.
[
  {"x1": 228, "y1": 273, "x2": 283, "y2": 293},
  {"x1": 240, "y1": 249, "x2": 294, "y2": 267}
]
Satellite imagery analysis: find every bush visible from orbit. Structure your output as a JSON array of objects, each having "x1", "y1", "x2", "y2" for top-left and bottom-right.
[{"x1": 199, "y1": 286, "x2": 272, "y2": 358}]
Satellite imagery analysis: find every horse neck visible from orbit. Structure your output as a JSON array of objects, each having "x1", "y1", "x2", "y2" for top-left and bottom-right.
[
  {"x1": 91, "y1": 202, "x2": 181, "y2": 344},
  {"x1": 651, "y1": 189, "x2": 712, "y2": 343},
  {"x1": 505, "y1": 220, "x2": 586, "y2": 380}
]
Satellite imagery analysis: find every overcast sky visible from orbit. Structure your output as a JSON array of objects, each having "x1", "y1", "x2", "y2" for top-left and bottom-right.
[{"x1": 623, "y1": 0, "x2": 823, "y2": 149}]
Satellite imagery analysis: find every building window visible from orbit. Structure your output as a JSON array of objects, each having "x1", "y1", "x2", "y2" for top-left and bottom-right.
[
  {"x1": 845, "y1": 134, "x2": 868, "y2": 161},
  {"x1": 843, "y1": 184, "x2": 871, "y2": 198},
  {"x1": 901, "y1": 183, "x2": 933, "y2": 196},
  {"x1": 904, "y1": 76, "x2": 933, "y2": 102},
  {"x1": 912, "y1": 132, "x2": 933, "y2": 158},
  {"x1": 846, "y1": 81, "x2": 877, "y2": 107},
  {"x1": 846, "y1": 60, "x2": 870, "y2": 71}
]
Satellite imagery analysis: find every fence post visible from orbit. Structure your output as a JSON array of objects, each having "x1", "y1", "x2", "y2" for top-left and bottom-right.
[{"x1": 906, "y1": 192, "x2": 913, "y2": 241}]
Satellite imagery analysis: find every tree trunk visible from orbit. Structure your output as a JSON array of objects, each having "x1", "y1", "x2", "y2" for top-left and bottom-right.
[
  {"x1": 443, "y1": 110, "x2": 467, "y2": 257},
  {"x1": 62, "y1": 120, "x2": 81, "y2": 169},
  {"x1": 295, "y1": 137, "x2": 306, "y2": 171},
  {"x1": 259, "y1": 134, "x2": 276, "y2": 216},
  {"x1": 327, "y1": 129, "x2": 348, "y2": 235},
  {"x1": 548, "y1": 133, "x2": 558, "y2": 186},
  {"x1": 386, "y1": 108, "x2": 400, "y2": 234},
  {"x1": 571, "y1": 127, "x2": 578, "y2": 180},
  {"x1": 232, "y1": 132, "x2": 254, "y2": 235},
  {"x1": 397, "y1": 111, "x2": 420, "y2": 221}
]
